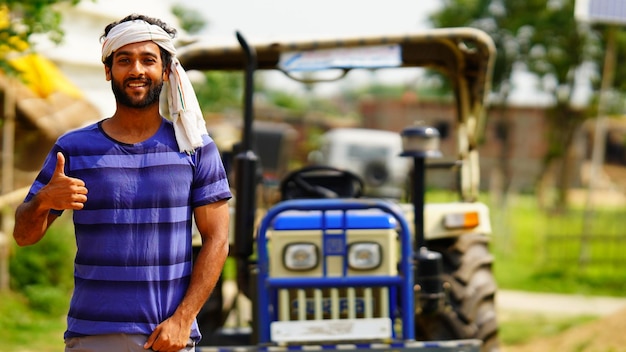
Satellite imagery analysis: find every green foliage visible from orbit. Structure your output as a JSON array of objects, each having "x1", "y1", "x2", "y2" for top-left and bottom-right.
[
  {"x1": 524, "y1": 1, "x2": 592, "y2": 92},
  {"x1": 352, "y1": 83, "x2": 408, "y2": 99},
  {"x1": 9, "y1": 218, "x2": 75, "y2": 308},
  {"x1": 193, "y1": 71, "x2": 243, "y2": 113},
  {"x1": 171, "y1": 3, "x2": 207, "y2": 35},
  {"x1": 0, "y1": 0, "x2": 85, "y2": 74},
  {"x1": 499, "y1": 312, "x2": 596, "y2": 346},
  {"x1": 0, "y1": 291, "x2": 67, "y2": 351},
  {"x1": 341, "y1": 77, "x2": 452, "y2": 105},
  {"x1": 489, "y1": 193, "x2": 626, "y2": 296},
  {"x1": 22, "y1": 284, "x2": 69, "y2": 315},
  {"x1": 431, "y1": 0, "x2": 600, "y2": 103},
  {"x1": 431, "y1": 0, "x2": 604, "y2": 211},
  {"x1": 3, "y1": 0, "x2": 74, "y2": 44},
  {"x1": 611, "y1": 30, "x2": 626, "y2": 92},
  {"x1": 265, "y1": 90, "x2": 307, "y2": 111}
]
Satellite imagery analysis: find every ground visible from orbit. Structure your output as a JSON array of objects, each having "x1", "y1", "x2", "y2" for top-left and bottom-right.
[
  {"x1": 503, "y1": 306, "x2": 626, "y2": 352},
  {"x1": 497, "y1": 290, "x2": 626, "y2": 352}
]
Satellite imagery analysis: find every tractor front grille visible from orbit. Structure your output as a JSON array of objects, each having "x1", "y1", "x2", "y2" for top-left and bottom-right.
[
  {"x1": 278, "y1": 286, "x2": 391, "y2": 321},
  {"x1": 256, "y1": 200, "x2": 416, "y2": 343}
]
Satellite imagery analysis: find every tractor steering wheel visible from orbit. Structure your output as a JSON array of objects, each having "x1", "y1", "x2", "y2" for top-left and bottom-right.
[{"x1": 280, "y1": 165, "x2": 364, "y2": 200}]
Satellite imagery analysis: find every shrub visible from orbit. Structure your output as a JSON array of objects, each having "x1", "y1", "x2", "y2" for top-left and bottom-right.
[
  {"x1": 22, "y1": 284, "x2": 69, "y2": 316},
  {"x1": 9, "y1": 217, "x2": 74, "y2": 312}
]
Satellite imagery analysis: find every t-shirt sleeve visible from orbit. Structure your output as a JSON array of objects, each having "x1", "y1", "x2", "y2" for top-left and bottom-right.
[{"x1": 191, "y1": 136, "x2": 232, "y2": 208}]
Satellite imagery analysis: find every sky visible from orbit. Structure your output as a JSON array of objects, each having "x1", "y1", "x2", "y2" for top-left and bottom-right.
[
  {"x1": 169, "y1": 0, "x2": 446, "y2": 97},
  {"x1": 50, "y1": 0, "x2": 557, "y2": 109},
  {"x1": 172, "y1": 0, "x2": 555, "y2": 105},
  {"x1": 177, "y1": 0, "x2": 443, "y2": 43}
]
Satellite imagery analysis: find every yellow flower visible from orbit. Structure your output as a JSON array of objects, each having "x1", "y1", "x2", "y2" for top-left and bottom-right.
[
  {"x1": 0, "y1": 5, "x2": 9, "y2": 30},
  {"x1": 8, "y1": 35, "x2": 28, "y2": 52},
  {"x1": 0, "y1": 44, "x2": 10, "y2": 58}
]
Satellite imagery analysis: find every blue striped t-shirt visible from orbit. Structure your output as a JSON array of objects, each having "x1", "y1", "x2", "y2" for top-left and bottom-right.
[{"x1": 24, "y1": 118, "x2": 232, "y2": 342}]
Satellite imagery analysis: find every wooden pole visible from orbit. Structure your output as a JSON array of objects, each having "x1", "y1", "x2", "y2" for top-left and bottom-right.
[
  {"x1": 581, "y1": 25, "x2": 617, "y2": 266},
  {"x1": 0, "y1": 77, "x2": 16, "y2": 292}
]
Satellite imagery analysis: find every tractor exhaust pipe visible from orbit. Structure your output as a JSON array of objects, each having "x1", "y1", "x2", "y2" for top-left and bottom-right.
[
  {"x1": 233, "y1": 31, "x2": 259, "y2": 298},
  {"x1": 400, "y1": 125, "x2": 446, "y2": 314}
]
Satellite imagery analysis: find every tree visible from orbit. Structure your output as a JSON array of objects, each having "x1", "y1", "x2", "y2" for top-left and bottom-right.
[
  {"x1": 193, "y1": 71, "x2": 243, "y2": 114},
  {"x1": 170, "y1": 4, "x2": 245, "y2": 118},
  {"x1": 431, "y1": 0, "x2": 602, "y2": 211},
  {"x1": 0, "y1": 1, "x2": 83, "y2": 73},
  {"x1": 171, "y1": 3, "x2": 207, "y2": 35},
  {"x1": 0, "y1": 0, "x2": 84, "y2": 293}
]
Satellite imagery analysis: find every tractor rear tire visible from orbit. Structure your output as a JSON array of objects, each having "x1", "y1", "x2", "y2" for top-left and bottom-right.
[{"x1": 415, "y1": 233, "x2": 500, "y2": 352}]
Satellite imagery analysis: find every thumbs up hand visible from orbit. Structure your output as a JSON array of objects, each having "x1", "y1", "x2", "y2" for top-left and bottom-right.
[{"x1": 38, "y1": 152, "x2": 88, "y2": 211}]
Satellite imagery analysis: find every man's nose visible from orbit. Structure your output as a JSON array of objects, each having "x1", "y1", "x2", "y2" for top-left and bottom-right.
[{"x1": 128, "y1": 60, "x2": 145, "y2": 76}]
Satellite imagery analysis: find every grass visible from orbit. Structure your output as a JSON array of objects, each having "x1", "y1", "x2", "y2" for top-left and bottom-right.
[
  {"x1": 0, "y1": 291, "x2": 67, "y2": 352},
  {"x1": 488, "y1": 193, "x2": 626, "y2": 297},
  {"x1": 497, "y1": 311, "x2": 598, "y2": 347},
  {"x1": 428, "y1": 190, "x2": 626, "y2": 348},
  {"x1": 3, "y1": 191, "x2": 626, "y2": 351}
]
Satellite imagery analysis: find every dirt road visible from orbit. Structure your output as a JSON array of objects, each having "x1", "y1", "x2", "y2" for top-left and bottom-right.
[
  {"x1": 498, "y1": 290, "x2": 626, "y2": 352},
  {"x1": 497, "y1": 289, "x2": 626, "y2": 316}
]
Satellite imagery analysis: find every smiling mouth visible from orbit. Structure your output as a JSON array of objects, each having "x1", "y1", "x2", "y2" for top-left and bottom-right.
[{"x1": 126, "y1": 80, "x2": 149, "y2": 88}]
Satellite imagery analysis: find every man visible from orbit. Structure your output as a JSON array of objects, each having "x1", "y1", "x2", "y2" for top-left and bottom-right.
[{"x1": 13, "y1": 14, "x2": 231, "y2": 352}]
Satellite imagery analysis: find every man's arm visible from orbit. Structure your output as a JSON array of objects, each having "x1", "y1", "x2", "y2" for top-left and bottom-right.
[
  {"x1": 145, "y1": 198, "x2": 230, "y2": 351},
  {"x1": 13, "y1": 152, "x2": 88, "y2": 246},
  {"x1": 14, "y1": 201, "x2": 60, "y2": 247}
]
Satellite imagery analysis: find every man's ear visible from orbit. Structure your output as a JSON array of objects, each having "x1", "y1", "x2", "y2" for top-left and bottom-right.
[
  {"x1": 162, "y1": 65, "x2": 170, "y2": 82},
  {"x1": 105, "y1": 64, "x2": 112, "y2": 81}
]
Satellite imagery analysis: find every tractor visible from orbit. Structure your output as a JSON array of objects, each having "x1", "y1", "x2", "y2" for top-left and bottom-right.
[{"x1": 179, "y1": 27, "x2": 498, "y2": 352}]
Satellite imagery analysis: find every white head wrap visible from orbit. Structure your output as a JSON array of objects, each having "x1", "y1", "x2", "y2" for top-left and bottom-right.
[{"x1": 101, "y1": 19, "x2": 208, "y2": 154}]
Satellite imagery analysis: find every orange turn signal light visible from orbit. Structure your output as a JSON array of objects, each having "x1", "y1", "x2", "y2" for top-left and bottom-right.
[{"x1": 443, "y1": 211, "x2": 480, "y2": 229}]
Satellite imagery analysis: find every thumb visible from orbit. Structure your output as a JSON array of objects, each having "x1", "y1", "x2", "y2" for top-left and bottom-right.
[{"x1": 54, "y1": 152, "x2": 66, "y2": 176}]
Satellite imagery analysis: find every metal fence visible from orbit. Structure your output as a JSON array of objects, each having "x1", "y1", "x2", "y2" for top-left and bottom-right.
[{"x1": 543, "y1": 209, "x2": 626, "y2": 274}]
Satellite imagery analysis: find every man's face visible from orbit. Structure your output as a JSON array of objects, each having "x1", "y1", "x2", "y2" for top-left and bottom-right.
[{"x1": 105, "y1": 41, "x2": 168, "y2": 109}]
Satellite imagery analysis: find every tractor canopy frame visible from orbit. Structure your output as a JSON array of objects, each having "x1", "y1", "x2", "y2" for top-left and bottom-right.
[{"x1": 177, "y1": 28, "x2": 495, "y2": 201}]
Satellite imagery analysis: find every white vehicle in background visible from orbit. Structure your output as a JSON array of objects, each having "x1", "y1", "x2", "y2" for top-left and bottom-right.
[{"x1": 313, "y1": 128, "x2": 410, "y2": 199}]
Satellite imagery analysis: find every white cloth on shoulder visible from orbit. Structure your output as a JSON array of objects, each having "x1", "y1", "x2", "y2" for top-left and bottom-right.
[{"x1": 101, "y1": 20, "x2": 208, "y2": 154}]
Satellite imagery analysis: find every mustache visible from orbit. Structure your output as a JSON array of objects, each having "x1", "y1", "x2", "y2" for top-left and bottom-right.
[{"x1": 124, "y1": 77, "x2": 151, "y2": 85}]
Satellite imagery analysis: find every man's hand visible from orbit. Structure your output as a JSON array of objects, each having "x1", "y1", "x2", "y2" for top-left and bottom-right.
[
  {"x1": 13, "y1": 152, "x2": 89, "y2": 246},
  {"x1": 39, "y1": 152, "x2": 88, "y2": 210},
  {"x1": 144, "y1": 315, "x2": 193, "y2": 351},
  {"x1": 144, "y1": 200, "x2": 229, "y2": 351}
]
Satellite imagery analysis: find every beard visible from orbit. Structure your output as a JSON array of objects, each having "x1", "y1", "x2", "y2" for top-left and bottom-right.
[{"x1": 111, "y1": 74, "x2": 164, "y2": 109}]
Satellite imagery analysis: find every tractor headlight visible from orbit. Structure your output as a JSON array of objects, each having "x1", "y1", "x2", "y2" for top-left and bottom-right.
[
  {"x1": 348, "y1": 242, "x2": 382, "y2": 270},
  {"x1": 283, "y1": 243, "x2": 319, "y2": 271}
]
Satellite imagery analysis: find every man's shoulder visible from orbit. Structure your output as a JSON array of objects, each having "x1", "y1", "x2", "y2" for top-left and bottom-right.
[
  {"x1": 58, "y1": 120, "x2": 101, "y2": 139},
  {"x1": 54, "y1": 120, "x2": 106, "y2": 152}
]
